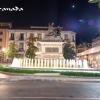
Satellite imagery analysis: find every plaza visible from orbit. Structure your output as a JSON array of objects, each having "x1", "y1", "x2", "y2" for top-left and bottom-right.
[{"x1": 0, "y1": 0, "x2": 100, "y2": 100}]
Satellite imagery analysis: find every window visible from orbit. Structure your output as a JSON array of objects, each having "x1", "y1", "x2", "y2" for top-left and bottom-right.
[
  {"x1": 45, "y1": 47, "x2": 59, "y2": 53},
  {"x1": 0, "y1": 32, "x2": 3, "y2": 35},
  {"x1": 38, "y1": 33, "x2": 42, "y2": 40},
  {"x1": 19, "y1": 33, "x2": 24, "y2": 40},
  {"x1": 37, "y1": 43, "x2": 41, "y2": 51},
  {"x1": 10, "y1": 33, "x2": 14, "y2": 40},
  {"x1": 32, "y1": 33, "x2": 34, "y2": 37},
  {"x1": 72, "y1": 36, "x2": 75, "y2": 42},
  {"x1": 0, "y1": 39, "x2": 2, "y2": 41},
  {"x1": 19, "y1": 43, "x2": 24, "y2": 51},
  {"x1": 64, "y1": 34, "x2": 68, "y2": 40}
]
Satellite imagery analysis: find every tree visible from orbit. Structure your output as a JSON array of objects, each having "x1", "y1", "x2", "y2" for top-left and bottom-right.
[
  {"x1": 6, "y1": 42, "x2": 17, "y2": 59},
  {"x1": 63, "y1": 41, "x2": 75, "y2": 59},
  {"x1": 25, "y1": 34, "x2": 38, "y2": 59}
]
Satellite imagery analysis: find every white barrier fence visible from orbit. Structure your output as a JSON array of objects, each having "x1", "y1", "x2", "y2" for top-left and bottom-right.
[{"x1": 11, "y1": 58, "x2": 89, "y2": 69}]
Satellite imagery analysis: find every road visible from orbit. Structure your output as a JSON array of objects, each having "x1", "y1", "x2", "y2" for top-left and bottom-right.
[{"x1": 0, "y1": 77, "x2": 100, "y2": 100}]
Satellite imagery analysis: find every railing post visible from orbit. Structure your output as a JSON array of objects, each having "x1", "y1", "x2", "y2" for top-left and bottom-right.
[
  {"x1": 34, "y1": 59, "x2": 37, "y2": 67},
  {"x1": 67, "y1": 59, "x2": 69, "y2": 68},
  {"x1": 56, "y1": 59, "x2": 59, "y2": 68},
  {"x1": 28, "y1": 59, "x2": 30, "y2": 67},
  {"x1": 31, "y1": 59, "x2": 33, "y2": 67},
  {"x1": 63, "y1": 59, "x2": 65, "y2": 68},
  {"x1": 37, "y1": 59, "x2": 40, "y2": 68},
  {"x1": 41, "y1": 59, "x2": 43, "y2": 68},
  {"x1": 47, "y1": 59, "x2": 49, "y2": 68},
  {"x1": 44, "y1": 59, "x2": 46, "y2": 68}
]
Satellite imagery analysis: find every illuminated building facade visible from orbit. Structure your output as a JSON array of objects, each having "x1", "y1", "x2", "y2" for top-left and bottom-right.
[
  {"x1": 77, "y1": 36, "x2": 100, "y2": 68},
  {"x1": 0, "y1": 23, "x2": 76, "y2": 59}
]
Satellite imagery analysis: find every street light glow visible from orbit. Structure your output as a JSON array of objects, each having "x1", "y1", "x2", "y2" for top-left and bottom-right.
[{"x1": 2, "y1": 48, "x2": 6, "y2": 52}]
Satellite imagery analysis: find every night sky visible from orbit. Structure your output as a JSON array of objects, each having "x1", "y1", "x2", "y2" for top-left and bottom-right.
[{"x1": 0, "y1": 0, "x2": 100, "y2": 44}]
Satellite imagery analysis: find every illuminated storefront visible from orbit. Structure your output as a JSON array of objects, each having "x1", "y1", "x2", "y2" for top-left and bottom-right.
[{"x1": 77, "y1": 46, "x2": 100, "y2": 68}]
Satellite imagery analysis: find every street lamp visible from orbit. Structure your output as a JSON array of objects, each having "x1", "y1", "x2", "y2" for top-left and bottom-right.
[
  {"x1": 2, "y1": 48, "x2": 6, "y2": 52},
  {"x1": 88, "y1": 0, "x2": 100, "y2": 8}
]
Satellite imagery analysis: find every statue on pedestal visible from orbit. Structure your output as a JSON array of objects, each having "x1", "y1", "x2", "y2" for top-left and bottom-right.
[{"x1": 47, "y1": 22, "x2": 61, "y2": 37}]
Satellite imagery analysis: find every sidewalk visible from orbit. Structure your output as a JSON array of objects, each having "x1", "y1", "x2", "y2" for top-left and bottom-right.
[
  {"x1": 0, "y1": 73, "x2": 9, "y2": 78},
  {"x1": 0, "y1": 73, "x2": 100, "y2": 82}
]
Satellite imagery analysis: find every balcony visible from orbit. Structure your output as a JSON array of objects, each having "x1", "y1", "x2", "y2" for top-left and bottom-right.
[
  {"x1": 19, "y1": 34, "x2": 24, "y2": 41},
  {"x1": 18, "y1": 48, "x2": 24, "y2": 52},
  {"x1": 0, "y1": 39, "x2": 2, "y2": 41},
  {"x1": 19, "y1": 37, "x2": 24, "y2": 41},
  {"x1": 9, "y1": 37, "x2": 14, "y2": 40},
  {"x1": 0, "y1": 32, "x2": 3, "y2": 35},
  {"x1": 9, "y1": 33, "x2": 14, "y2": 40}
]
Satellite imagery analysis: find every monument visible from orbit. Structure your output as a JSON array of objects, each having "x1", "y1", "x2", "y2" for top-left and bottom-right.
[
  {"x1": 36, "y1": 23, "x2": 64, "y2": 59},
  {"x1": 10, "y1": 23, "x2": 89, "y2": 69}
]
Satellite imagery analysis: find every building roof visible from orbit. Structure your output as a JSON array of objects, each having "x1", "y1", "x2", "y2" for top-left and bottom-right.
[
  {"x1": 0, "y1": 22, "x2": 12, "y2": 29},
  {"x1": 77, "y1": 46, "x2": 100, "y2": 56}
]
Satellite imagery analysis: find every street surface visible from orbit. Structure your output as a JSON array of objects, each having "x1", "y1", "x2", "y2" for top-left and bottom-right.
[{"x1": 0, "y1": 74, "x2": 100, "y2": 100}]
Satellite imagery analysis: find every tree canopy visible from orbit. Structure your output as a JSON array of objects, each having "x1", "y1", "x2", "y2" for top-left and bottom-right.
[
  {"x1": 63, "y1": 42, "x2": 75, "y2": 59},
  {"x1": 6, "y1": 42, "x2": 17, "y2": 59},
  {"x1": 25, "y1": 34, "x2": 38, "y2": 59}
]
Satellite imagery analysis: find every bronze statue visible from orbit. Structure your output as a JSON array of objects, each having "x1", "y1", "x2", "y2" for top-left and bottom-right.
[{"x1": 48, "y1": 23, "x2": 61, "y2": 37}]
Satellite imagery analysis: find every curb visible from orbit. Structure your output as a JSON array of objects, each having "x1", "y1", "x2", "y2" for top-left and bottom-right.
[{"x1": 1, "y1": 75, "x2": 100, "y2": 82}]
